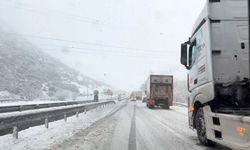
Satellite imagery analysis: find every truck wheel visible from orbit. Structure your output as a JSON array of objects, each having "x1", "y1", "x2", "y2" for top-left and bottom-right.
[
  {"x1": 195, "y1": 107, "x2": 214, "y2": 146},
  {"x1": 148, "y1": 105, "x2": 154, "y2": 109}
]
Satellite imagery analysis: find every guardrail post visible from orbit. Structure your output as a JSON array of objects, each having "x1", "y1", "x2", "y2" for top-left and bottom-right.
[
  {"x1": 64, "y1": 114, "x2": 67, "y2": 122},
  {"x1": 19, "y1": 106, "x2": 23, "y2": 112},
  {"x1": 13, "y1": 126, "x2": 18, "y2": 139},
  {"x1": 45, "y1": 118, "x2": 49, "y2": 128},
  {"x1": 76, "y1": 112, "x2": 79, "y2": 118}
]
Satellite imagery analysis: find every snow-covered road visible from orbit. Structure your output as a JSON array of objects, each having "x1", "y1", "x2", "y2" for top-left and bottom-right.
[{"x1": 51, "y1": 101, "x2": 229, "y2": 150}]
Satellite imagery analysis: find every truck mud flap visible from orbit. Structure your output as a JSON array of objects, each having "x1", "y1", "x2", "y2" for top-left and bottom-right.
[{"x1": 155, "y1": 99, "x2": 167, "y2": 105}]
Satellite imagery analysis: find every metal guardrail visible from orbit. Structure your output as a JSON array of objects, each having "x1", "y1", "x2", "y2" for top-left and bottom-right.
[
  {"x1": 0, "y1": 100, "x2": 95, "y2": 113},
  {"x1": 0, "y1": 100, "x2": 116, "y2": 138},
  {"x1": 0, "y1": 97, "x2": 120, "y2": 113}
]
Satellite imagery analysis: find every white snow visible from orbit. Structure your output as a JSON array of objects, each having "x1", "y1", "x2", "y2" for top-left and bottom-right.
[
  {"x1": 0, "y1": 101, "x2": 124, "y2": 150},
  {"x1": 0, "y1": 101, "x2": 113, "y2": 118},
  {"x1": 0, "y1": 100, "x2": 65, "y2": 107},
  {"x1": 0, "y1": 91, "x2": 21, "y2": 102}
]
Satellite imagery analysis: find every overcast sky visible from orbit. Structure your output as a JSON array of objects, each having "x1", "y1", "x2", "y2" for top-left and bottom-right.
[{"x1": 0, "y1": 0, "x2": 206, "y2": 91}]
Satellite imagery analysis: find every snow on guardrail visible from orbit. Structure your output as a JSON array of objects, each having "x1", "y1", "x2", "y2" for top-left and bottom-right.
[
  {"x1": 0, "y1": 96, "x2": 123, "y2": 113},
  {"x1": 0, "y1": 100, "x2": 94, "y2": 113}
]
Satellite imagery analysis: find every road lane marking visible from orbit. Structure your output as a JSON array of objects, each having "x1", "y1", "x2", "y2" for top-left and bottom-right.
[{"x1": 128, "y1": 103, "x2": 137, "y2": 150}]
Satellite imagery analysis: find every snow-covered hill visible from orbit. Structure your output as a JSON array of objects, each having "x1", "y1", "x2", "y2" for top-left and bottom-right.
[{"x1": 0, "y1": 31, "x2": 111, "y2": 101}]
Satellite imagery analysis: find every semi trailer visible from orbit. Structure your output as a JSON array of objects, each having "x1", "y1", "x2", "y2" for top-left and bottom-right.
[
  {"x1": 145, "y1": 75, "x2": 173, "y2": 109},
  {"x1": 180, "y1": 0, "x2": 250, "y2": 149}
]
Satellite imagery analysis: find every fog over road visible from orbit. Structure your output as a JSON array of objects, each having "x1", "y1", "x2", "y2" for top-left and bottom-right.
[{"x1": 52, "y1": 101, "x2": 228, "y2": 150}]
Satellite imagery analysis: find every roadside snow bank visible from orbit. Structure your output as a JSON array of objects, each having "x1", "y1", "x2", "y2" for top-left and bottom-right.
[{"x1": 0, "y1": 100, "x2": 125, "y2": 150}]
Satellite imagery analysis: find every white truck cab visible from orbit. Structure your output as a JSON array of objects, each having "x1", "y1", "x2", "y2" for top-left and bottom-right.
[{"x1": 180, "y1": 0, "x2": 250, "y2": 149}]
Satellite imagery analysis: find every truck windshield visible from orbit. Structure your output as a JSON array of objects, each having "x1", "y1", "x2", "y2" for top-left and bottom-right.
[{"x1": 189, "y1": 42, "x2": 197, "y2": 67}]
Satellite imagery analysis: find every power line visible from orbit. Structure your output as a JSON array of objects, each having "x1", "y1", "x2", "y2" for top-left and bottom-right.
[
  {"x1": 0, "y1": 1, "x2": 98, "y2": 24},
  {"x1": 0, "y1": 1, "x2": 173, "y2": 37},
  {"x1": 42, "y1": 48, "x2": 171, "y2": 62},
  {"x1": 1, "y1": 31, "x2": 171, "y2": 53},
  {"x1": 28, "y1": 42, "x2": 175, "y2": 60},
  {"x1": 34, "y1": 43, "x2": 170, "y2": 59},
  {"x1": 0, "y1": 32, "x2": 173, "y2": 59},
  {"x1": 32, "y1": 42, "x2": 172, "y2": 56},
  {"x1": 41, "y1": 47, "x2": 170, "y2": 59}
]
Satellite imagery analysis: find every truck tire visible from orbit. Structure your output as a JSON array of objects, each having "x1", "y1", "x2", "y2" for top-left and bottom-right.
[
  {"x1": 148, "y1": 105, "x2": 154, "y2": 109},
  {"x1": 195, "y1": 107, "x2": 214, "y2": 146}
]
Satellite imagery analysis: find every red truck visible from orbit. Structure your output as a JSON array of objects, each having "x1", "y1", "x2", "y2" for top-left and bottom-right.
[{"x1": 145, "y1": 75, "x2": 173, "y2": 109}]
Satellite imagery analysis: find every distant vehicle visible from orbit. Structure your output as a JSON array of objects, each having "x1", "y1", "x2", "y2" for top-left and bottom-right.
[
  {"x1": 145, "y1": 75, "x2": 173, "y2": 109},
  {"x1": 130, "y1": 97, "x2": 136, "y2": 101},
  {"x1": 130, "y1": 91, "x2": 143, "y2": 101}
]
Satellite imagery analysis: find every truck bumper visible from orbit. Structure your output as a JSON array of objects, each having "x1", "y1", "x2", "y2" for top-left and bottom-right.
[{"x1": 204, "y1": 106, "x2": 250, "y2": 150}]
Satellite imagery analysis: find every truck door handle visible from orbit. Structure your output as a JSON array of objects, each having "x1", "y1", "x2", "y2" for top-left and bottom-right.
[{"x1": 194, "y1": 79, "x2": 198, "y2": 85}]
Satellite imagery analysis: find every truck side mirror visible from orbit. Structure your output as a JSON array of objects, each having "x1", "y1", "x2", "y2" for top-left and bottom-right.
[{"x1": 180, "y1": 43, "x2": 188, "y2": 67}]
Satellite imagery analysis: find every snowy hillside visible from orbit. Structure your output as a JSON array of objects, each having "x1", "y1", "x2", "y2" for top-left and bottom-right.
[{"x1": 0, "y1": 31, "x2": 111, "y2": 101}]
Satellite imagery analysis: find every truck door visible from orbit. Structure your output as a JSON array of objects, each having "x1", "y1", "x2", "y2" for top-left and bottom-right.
[{"x1": 188, "y1": 21, "x2": 213, "y2": 92}]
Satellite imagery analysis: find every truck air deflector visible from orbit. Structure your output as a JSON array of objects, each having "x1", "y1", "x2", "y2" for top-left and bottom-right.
[{"x1": 191, "y1": 19, "x2": 206, "y2": 38}]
